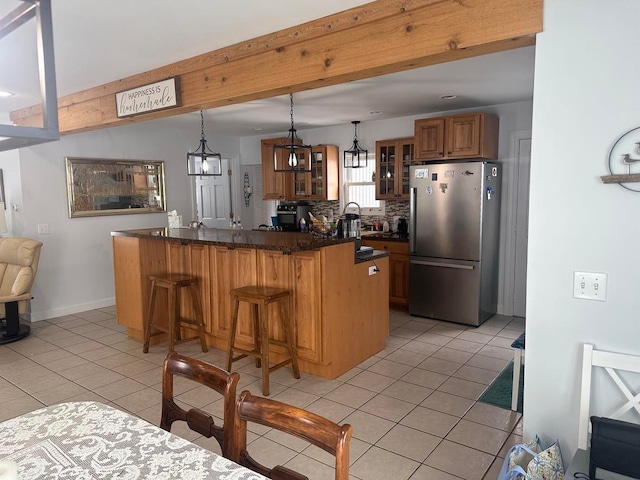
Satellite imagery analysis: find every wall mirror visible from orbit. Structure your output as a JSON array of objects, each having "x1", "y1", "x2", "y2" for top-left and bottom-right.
[{"x1": 65, "y1": 157, "x2": 166, "y2": 218}]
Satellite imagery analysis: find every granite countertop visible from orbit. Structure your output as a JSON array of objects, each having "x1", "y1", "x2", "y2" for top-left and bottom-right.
[
  {"x1": 355, "y1": 250, "x2": 389, "y2": 264},
  {"x1": 112, "y1": 227, "x2": 359, "y2": 254},
  {"x1": 360, "y1": 231, "x2": 409, "y2": 242}
]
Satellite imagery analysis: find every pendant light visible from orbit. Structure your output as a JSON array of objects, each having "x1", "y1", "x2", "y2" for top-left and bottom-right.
[
  {"x1": 187, "y1": 110, "x2": 222, "y2": 176},
  {"x1": 273, "y1": 93, "x2": 312, "y2": 173},
  {"x1": 344, "y1": 120, "x2": 368, "y2": 168}
]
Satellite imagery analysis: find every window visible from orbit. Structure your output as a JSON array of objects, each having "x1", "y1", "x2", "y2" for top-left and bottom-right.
[{"x1": 342, "y1": 153, "x2": 384, "y2": 216}]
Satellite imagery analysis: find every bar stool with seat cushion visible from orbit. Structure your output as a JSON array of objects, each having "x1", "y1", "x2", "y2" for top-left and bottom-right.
[
  {"x1": 229, "y1": 390, "x2": 353, "y2": 480},
  {"x1": 0, "y1": 237, "x2": 43, "y2": 344},
  {"x1": 143, "y1": 273, "x2": 208, "y2": 353},
  {"x1": 225, "y1": 285, "x2": 300, "y2": 396},
  {"x1": 161, "y1": 351, "x2": 239, "y2": 458}
]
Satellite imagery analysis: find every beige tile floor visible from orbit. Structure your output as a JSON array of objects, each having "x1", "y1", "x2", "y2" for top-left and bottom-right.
[{"x1": 0, "y1": 306, "x2": 524, "y2": 480}]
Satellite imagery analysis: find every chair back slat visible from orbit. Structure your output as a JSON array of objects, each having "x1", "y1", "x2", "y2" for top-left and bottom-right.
[
  {"x1": 230, "y1": 391, "x2": 352, "y2": 480},
  {"x1": 161, "y1": 352, "x2": 239, "y2": 457},
  {"x1": 579, "y1": 344, "x2": 640, "y2": 450}
]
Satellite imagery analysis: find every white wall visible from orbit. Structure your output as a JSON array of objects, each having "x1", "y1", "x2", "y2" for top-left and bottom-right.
[
  {"x1": 0, "y1": 148, "x2": 24, "y2": 235},
  {"x1": 525, "y1": 0, "x2": 640, "y2": 458},
  {"x1": 17, "y1": 119, "x2": 239, "y2": 320}
]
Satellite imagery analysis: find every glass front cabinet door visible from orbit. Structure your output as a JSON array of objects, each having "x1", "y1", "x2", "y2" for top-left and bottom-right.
[
  {"x1": 376, "y1": 137, "x2": 414, "y2": 200},
  {"x1": 290, "y1": 145, "x2": 339, "y2": 201}
]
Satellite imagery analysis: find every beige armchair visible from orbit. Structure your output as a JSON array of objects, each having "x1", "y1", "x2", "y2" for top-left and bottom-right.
[{"x1": 0, "y1": 237, "x2": 43, "y2": 344}]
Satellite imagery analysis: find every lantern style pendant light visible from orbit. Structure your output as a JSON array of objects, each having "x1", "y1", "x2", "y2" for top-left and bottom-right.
[
  {"x1": 273, "y1": 94, "x2": 312, "y2": 173},
  {"x1": 344, "y1": 120, "x2": 368, "y2": 168},
  {"x1": 187, "y1": 110, "x2": 222, "y2": 176}
]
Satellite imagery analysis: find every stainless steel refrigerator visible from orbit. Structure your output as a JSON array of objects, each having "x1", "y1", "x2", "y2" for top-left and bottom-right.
[{"x1": 409, "y1": 161, "x2": 501, "y2": 326}]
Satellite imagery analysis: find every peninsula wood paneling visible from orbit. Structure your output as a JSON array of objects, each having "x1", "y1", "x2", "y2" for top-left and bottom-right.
[
  {"x1": 112, "y1": 236, "x2": 386, "y2": 378},
  {"x1": 11, "y1": 0, "x2": 542, "y2": 133}
]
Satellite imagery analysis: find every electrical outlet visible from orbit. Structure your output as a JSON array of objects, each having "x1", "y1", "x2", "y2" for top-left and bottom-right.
[
  {"x1": 573, "y1": 271, "x2": 607, "y2": 301},
  {"x1": 368, "y1": 266, "x2": 378, "y2": 276},
  {"x1": 37, "y1": 224, "x2": 49, "y2": 235}
]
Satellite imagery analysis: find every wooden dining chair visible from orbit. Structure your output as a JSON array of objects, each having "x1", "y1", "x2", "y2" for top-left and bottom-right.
[
  {"x1": 161, "y1": 351, "x2": 239, "y2": 457},
  {"x1": 229, "y1": 390, "x2": 353, "y2": 480}
]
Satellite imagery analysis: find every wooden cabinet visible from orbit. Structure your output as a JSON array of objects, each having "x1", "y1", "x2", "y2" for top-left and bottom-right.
[
  {"x1": 166, "y1": 241, "x2": 212, "y2": 331},
  {"x1": 375, "y1": 137, "x2": 414, "y2": 200},
  {"x1": 414, "y1": 112, "x2": 498, "y2": 161},
  {"x1": 256, "y1": 249, "x2": 323, "y2": 363},
  {"x1": 209, "y1": 246, "x2": 257, "y2": 339},
  {"x1": 361, "y1": 239, "x2": 409, "y2": 306},
  {"x1": 291, "y1": 145, "x2": 339, "y2": 201},
  {"x1": 261, "y1": 137, "x2": 288, "y2": 200}
]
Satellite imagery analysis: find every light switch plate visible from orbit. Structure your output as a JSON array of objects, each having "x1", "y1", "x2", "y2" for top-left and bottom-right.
[{"x1": 573, "y1": 271, "x2": 607, "y2": 301}]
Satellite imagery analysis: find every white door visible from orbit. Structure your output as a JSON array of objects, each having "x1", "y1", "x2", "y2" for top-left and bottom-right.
[
  {"x1": 195, "y1": 158, "x2": 231, "y2": 228},
  {"x1": 513, "y1": 137, "x2": 531, "y2": 317}
]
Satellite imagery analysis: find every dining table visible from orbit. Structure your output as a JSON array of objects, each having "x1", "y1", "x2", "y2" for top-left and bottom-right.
[{"x1": 0, "y1": 401, "x2": 266, "y2": 479}]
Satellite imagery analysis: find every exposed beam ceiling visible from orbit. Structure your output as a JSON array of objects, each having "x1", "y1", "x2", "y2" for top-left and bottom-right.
[{"x1": 7, "y1": 0, "x2": 542, "y2": 136}]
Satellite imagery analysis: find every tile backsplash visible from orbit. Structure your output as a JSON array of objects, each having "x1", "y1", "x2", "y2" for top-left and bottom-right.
[{"x1": 309, "y1": 199, "x2": 409, "y2": 229}]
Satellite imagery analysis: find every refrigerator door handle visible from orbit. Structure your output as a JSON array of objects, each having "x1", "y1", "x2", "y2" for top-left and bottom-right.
[
  {"x1": 409, "y1": 187, "x2": 417, "y2": 253},
  {"x1": 410, "y1": 260, "x2": 475, "y2": 270}
]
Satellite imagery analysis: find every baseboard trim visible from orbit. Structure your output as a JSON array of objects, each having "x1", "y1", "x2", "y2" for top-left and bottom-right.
[{"x1": 30, "y1": 297, "x2": 115, "y2": 322}]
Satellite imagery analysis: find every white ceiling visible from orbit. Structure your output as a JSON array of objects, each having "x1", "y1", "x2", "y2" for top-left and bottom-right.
[{"x1": 0, "y1": 0, "x2": 535, "y2": 136}]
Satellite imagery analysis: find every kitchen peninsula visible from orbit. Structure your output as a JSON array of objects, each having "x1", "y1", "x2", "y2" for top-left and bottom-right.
[{"x1": 111, "y1": 228, "x2": 389, "y2": 379}]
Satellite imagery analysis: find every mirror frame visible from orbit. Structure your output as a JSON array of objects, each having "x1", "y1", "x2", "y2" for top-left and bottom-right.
[{"x1": 65, "y1": 157, "x2": 166, "y2": 218}]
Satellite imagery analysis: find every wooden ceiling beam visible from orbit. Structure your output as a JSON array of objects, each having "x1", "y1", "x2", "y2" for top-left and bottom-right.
[{"x1": 10, "y1": 0, "x2": 542, "y2": 134}]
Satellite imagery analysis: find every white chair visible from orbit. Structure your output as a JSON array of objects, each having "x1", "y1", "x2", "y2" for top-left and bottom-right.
[{"x1": 578, "y1": 343, "x2": 640, "y2": 450}]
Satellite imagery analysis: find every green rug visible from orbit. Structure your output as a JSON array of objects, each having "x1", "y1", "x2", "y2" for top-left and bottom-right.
[{"x1": 478, "y1": 361, "x2": 524, "y2": 413}]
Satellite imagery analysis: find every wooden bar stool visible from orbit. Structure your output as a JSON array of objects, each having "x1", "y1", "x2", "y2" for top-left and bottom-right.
[
  {"x1": 225, "y1": 286, "x2": 300, "y2": 396},
  {"x1": 143, "y1": 273, "x2": 208, "y2": 354}
]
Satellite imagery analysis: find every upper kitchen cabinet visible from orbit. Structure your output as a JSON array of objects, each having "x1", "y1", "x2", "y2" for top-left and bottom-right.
[
  {"x1": 290, "y1": 145, "x2": 339, "y2": 201},
  {"x1": 414, "y1": 112, "x2": 499, "y2": 161},
  {"x1": 375, "y1": 137, "x2": 414, "y2": 200},
  {"x1": 261, "y1": 137, "x2": 288, "y2": 200}
]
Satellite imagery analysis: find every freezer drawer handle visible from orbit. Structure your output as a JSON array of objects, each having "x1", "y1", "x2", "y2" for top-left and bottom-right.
[{"x1": 410, "y1": 260, "x2": 474, "y2": 270}]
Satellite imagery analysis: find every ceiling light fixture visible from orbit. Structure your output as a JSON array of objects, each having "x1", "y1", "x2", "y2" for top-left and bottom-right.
[
  {"x1": 0, "y1": 91, "x2": 15, "y2": 97},
  {"x1": 273, "y1": 93, "x2": 312, "y2": 173},
  {"x1": 187, "y1": 110, "x2": 222, "y2": 176},
  {"x1": 344, "y1": 121, "x2": 368, "y2": 168}
]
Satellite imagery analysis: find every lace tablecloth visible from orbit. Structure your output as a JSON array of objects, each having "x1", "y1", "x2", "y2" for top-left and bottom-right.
[{"x1": 0, "y1": 401, "x2": 265, "y2": 479}]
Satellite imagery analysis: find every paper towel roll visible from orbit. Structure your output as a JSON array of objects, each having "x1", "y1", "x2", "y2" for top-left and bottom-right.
[{"x1": 0, "y1": 461, "x2": 18, "y2": 480}]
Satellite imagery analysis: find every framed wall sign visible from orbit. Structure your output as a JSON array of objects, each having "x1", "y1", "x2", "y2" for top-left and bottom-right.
[
  {"x1": 115, "y1": 77, "x2": 181, "y2": 118},
  {"x1": 65, "y1": 157, "x2": 166, "y2": 218}
]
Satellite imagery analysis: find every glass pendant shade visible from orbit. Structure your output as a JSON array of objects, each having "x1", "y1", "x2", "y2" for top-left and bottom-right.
[
  {"x1": 273, "y1": 94, "x2": 312, "y2": 173},
  {"x1": 344, "y1": 120, "x2": 368, "y2": 168},
  {"x1": 187, "y1": 111, "x2": 222, "y2": 176}
]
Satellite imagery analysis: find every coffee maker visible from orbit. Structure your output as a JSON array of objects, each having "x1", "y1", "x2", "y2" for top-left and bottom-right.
[{"x1": 340, "y1": 202, "x2": 362, "y2": 250}]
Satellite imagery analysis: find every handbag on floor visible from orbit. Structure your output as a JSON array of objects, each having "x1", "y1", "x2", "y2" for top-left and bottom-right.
[{"x1": 499, "y1": 436, "x2": 564, "y2": 480}]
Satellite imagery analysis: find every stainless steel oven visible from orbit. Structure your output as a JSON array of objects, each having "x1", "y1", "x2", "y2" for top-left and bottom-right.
[{"x1": 276, "y1": 203, "x2": 311, "y2": 232}]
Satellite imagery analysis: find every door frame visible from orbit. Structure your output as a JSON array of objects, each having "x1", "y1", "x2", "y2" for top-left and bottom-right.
[
  {"x1": 191, "y1": 154, "x2": 241, "y2": 226},
  {"x1": 499, "y1": 130, "x2": 531, "y2": 317}
]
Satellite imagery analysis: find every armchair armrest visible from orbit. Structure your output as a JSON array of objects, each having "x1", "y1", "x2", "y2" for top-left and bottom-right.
[{"x1": 0, "y1": 293, "x2": 32, "y2": 304}]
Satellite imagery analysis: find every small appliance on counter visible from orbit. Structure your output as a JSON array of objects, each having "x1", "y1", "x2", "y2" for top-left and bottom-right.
[
  {"x1": 341, "y1": 201, "x2": 362, "y2": 250},
  {"x1": 397, "y1": 217, "x2": 409, "y2": 238},
  {"x1": 276, "y1": 202, "x2": 311, "y2": 231}
]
